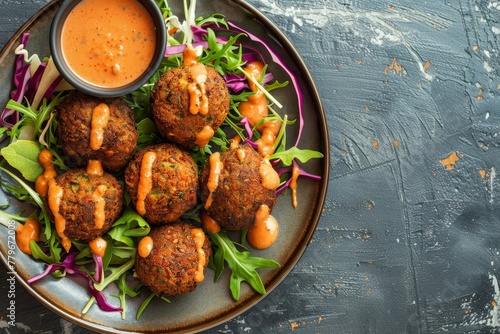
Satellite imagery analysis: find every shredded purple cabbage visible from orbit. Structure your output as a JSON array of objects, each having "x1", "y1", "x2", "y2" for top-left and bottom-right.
[
  {"x1": 275, "y1": 161, "x2": 322, "y2": 195},
  {"x1": 24, "y1": 62, "x2": 47, "y2": 103},
  {"x1": 93, "y1": 253, "x2": 103, "y2": 283},
  {"x1": 226, "y1": 21, "x2": 304, "y2": 147},
  {"x1": 1, "y1": 33, "x2": 64, "y2": 127},
  {"x1": 27, "y1": 252, "x2": 122, "y2": 313},
  {"x1": 239, "y1": 117, "x2": 254, "y2": 140}
]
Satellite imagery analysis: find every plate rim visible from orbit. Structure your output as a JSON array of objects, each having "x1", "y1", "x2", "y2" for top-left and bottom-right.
[{"x1": 0, "y1": 0, "x2": 330, "y2": 332}]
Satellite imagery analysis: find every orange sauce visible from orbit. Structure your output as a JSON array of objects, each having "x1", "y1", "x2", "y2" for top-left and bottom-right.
[
  {"x1": 205, "y1": 152, "x2": 223, "y2": 209},
  {"x1": 90, "y1": 103, "x2": 110, "y2": 150},
  {"x1": 230, "y1": 136, "x2": 241, "y2": 150},
  {"x1": 289, "y1": 164, "x2": 301, "y2": 208},
  {"x1": 91, "y1": 185, "x2": 107, "y2": 229},
  {"x1": 48, "y1": 178, "x2": 71, "y2": 252},
  {"x1": 238, "y1": 61, "x2": 268, "y2": 127},
  {"x1": 183, "y1": 45, "x2": 199, "y2": 66},
  {"x1": 35, "y1": 149, "x2": 57, "y2": 197},
  {"x1": 191, "y1": 228, "x2": 207, "y2": 282},
  {"x1": 256, "y1": 120, "x2": 281, "y2": 157},
  {"x1": 247, "y1": 204, "x2": 279, "y2": 250},
  {"x1": 201, "y1": 211, "x2": 220, "y2": 233},
  {"x1": 259, "y1": 160, "x2": 280, "y2": 190},
  {"x1": 16, "y1": 218, "x2": 40, "y2": 255},
  {"x1": 61, "y1": 0, "x2": 157, "y2": 88},
  {"x1": 236, "y1": 148, "x2": 246, "y2": 162},
  {"x1": 238, "y1": 61, "x2": 282, "y2": 158},
  {"x1": 89, "y1": 236, "x2": 107, "y2": 257},
  {"x1": 136, "y1": 151, "x2": 156, "y2": 215},
  {"x1": 187, "y1": 63, "x2": 209, "y2": 115},
  {"x1": 86, "y1": 160, "x2": 104, "y2": 176},
  {"x1": 138, "y1": 235, "x2": 153, "y2": 258},
  {"x1": 194, "y1": 125, "x2": 214, "y2": 148},
  {"x1": 181, "y1": 45, "x2": 209, "y2": 115}
]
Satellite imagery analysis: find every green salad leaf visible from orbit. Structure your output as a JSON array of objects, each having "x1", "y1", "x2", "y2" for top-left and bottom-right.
[
  {"x1": 1, "y1": 140, "x2": 43, "y2": 182},
  {"x1": 271, "y1": 146, "x2": 325, "y2": 166},
  {"x1": 209, "y1": 230, "x2": 280, "y2": 300}
]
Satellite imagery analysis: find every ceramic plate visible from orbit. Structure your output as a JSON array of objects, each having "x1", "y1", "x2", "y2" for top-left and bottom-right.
[{"x1": 0, "y1": 0, "x2": 329, "y2": 332}]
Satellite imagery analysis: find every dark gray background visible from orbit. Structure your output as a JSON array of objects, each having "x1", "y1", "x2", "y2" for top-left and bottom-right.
[{"x1": 1, "y1": 0, "x2": 500, "y2": 333}]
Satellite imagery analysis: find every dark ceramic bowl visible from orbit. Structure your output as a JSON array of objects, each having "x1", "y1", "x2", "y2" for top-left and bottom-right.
[{"x1": 49, "y1": 0, "x2": 166, "y2": 98}]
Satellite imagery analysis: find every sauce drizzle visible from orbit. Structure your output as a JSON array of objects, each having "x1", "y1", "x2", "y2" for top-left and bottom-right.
[
  {"x1": 205, "y1": 152, "x2": 223, "y2": 209},
  {"x1": 86, "y1": 160, "x2": 104, "y2": 176},
  {"x1": 183, "y1": 45, "x2": 209, "y2": 115},
  {"x1": 194, "y1": 125, "x2": 214, "y2": 148},
  {"x1": 256, "y1": 120, "x2": 281, "y2": 158},
  {"x1": 238, "y1": 61, "x2": 268, "y2": 127},
  {"x1": 247, "y1": 204, "x2": 279, "y2": 250},
  {"x1": 90, "y1": 103, "x2": 110, "y2": 151},
  {"x1": 289, "y1": 164, "x2": 301, "y2": 208},
  {"x1": 259, "y1": 159, "x2": 280, "y2": 190},
  {"x1": 89, "y1": 236, "x2": 107, "y2": 257},
  {"x1": 191, "y1": 228, "x2": 207, "y2": 283},
  {"x1": 201, "y1": 211, "x2": 221, "y2": 233},
  {"x1": 138, "y1": 235, "x2": 153, "y2": 258},
  {"x1": 35, "y1": 149, "x2": 57, "y2": 197},
  {"x1": 48, "y1": 179, "x2": 72, "y2": 252},
  {"x1": 136, "y1": 152, "x2": 156, "y2": 215},
  {"x1": 187, "y1": 63, "x2": 209, "y2": 115},
  {"x1": 16, "y1": 218, "x2": 40, "y2": 255},
  {"x1": 91, "y1": 185, "x2": 108, "y2": 229}
]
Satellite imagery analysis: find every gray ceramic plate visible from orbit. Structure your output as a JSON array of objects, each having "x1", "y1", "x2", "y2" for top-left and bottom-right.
[{"x1": 0, "y1": 0, "x2": 329, "y2": 332}]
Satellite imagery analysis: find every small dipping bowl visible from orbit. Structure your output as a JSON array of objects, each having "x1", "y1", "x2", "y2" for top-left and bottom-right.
[{"x1": 50, "y1": 0, "x2": 166, "y2": 98}]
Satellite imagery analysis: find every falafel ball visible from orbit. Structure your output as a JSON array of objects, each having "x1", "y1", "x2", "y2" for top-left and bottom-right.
[
  {"x1": 57, "y1": 91, "x2": 139, "y2": 172},
  {"x1": 199, "y1": 144, "x2": 277, "y2": 230},
  {"x1": 124, "y1": 143, "x2": 198, "y2": 224},
  {"x1": 135, "y1": 221, "x2": 212, "y2": 296},
  {"x1": 151, "y1": 64, "x2": 230, "y2": 149},
  {"x1": 46, "y1": 168, "x2": 124, "y2": 241}
]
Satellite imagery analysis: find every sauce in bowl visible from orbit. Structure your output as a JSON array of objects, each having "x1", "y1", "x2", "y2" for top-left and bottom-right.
[
  {"x1": 50, "y1": 0, "x2": 166, "y2": 97},
  {"x1": 61, "y1": 0, "x2": 157, "y2": 88}
]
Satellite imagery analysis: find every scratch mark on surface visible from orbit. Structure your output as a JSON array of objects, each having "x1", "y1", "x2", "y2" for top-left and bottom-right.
[
  {"x1": 257, "y1": 1, "x2": 446, "y2": 81},
  {"x1": 489, "y1": 167, "x2": 496, "y2": 204},
  {"x1": 488, "y1": 274, "x2": 500, "y2": 327},
  {"x1": 366, "y1": 13, "x2": 434, "y2": 81}
]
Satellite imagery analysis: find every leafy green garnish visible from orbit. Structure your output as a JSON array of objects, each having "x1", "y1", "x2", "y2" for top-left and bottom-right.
[
  {"x1": 271, "y1": 146, "x2": 325, "y2": 166},
  {"x1": 209, "y1": 230, "x2": 280, "y2": 300},
  {"x1": 1, "y1": 140, "x2": 43, "y2": 182}
]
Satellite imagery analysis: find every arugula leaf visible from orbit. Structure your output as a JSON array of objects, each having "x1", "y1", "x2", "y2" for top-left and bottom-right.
[
  {"x1": 271, "y1": 146, "x2": 324, "y2": 166},
  {"x1": 136, "y1": 290, "x2": 170, "y2": 320},
  {"x1": 107, "y1": 209, "x2": 151, "y2": 247},
  {"x1": 0, "y1": 166, "x2": 44, "y2": 208},
  {"x1": 208, "y1": 230, "x2": 280, "y2": 300},
  {"x1": 1, "y1": 140, "x2": 43, "y2": 182},
  {"x1": 112, "y1": 273, "x2": 140, "y2": 319}
]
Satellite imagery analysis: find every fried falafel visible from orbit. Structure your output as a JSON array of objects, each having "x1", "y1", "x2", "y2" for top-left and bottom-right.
[
  {"x1": 135, "y1": 221, "x2": 211, "y2": 296},
  {"x1": 199, "y1": 144, "x2": 278, "y2": 230},
  {"x1": 151, "y1": 64, "x2": 230, "y2": 149},
  {"x1": 57, "y1": 91, "x2": 138, "y2": 172},
  {"x1": 124, "y1": 143, "x2": 198, "y2": 225},
  {"x1": 46, "y1": 167, "x2": 124, "y2": 242}
]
